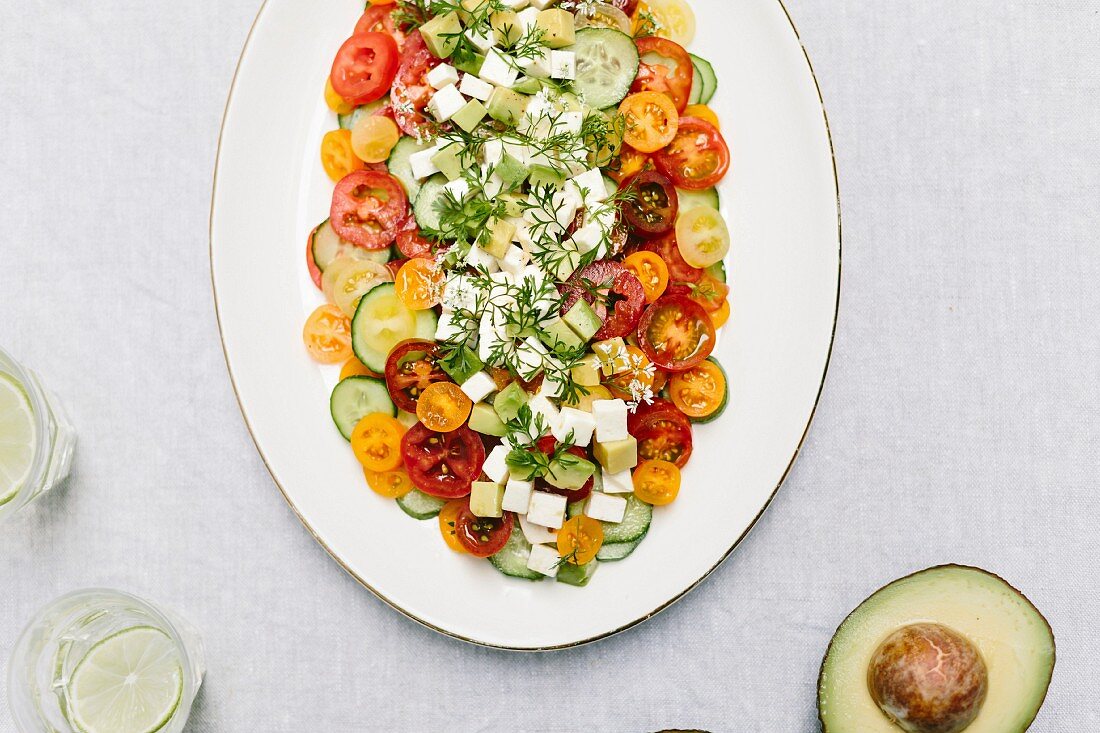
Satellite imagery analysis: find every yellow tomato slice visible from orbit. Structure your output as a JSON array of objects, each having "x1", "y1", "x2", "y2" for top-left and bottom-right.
[
  {"x1": 557, "y1": 515, "x2": 604, "y2": 565},
  {"x1": 632, "y1": 459, "x2": 681, "y2": 505},
  {"x1": 676, "y1": 206, "x2": 730, "y2": 268},
  {"x1": 320, "y1": 129, "x2": 365, "y2": 182},
  {"x1": 323, "y1": 256, "x2": 393, "y2": 317},
  {"x1": 416, "y1": 382, "x2": 473, "y2": 433},
  {"x1": 637, "y1": 0, "x2": 696, "y2": 46},
  {"x1": 683, "y1": 104, "x2": 720, "y2": 129},
  {"x1": 351, "y1": 115, "x2": 401, "y2": 164},
  {"x1": 623, "y1": 251, "x2": 670, "y2": 303},
  {"x1": 561, "y1": 384, "x2": 613, "y2": 412},
  {"x1": 351, "y1": 413, "x2": 406, "y2": 472},
  {"x1": 394, "y1": 257, "x2": 444, "y2": 310},
  {"x1": 302, "y1": 304, "x2": 353, "y2": 364},
  {"x1": 710, "y1": 298, "x2": 730, "y2": 329},
  {"x1": 438, "y1": 499, "x2": 469, "y2": 553},
  {"x1": 340, "y1": 358, "x2": 380, "y2": 380},
  {"x1": 324, "y1": 77, "x2": 355, "y2": 115},
  {"x1": 668, "y1": 359, "x2": 727, "y2": 419},
  {"x1": 363, "y1": 467, "x2": 414, "y2": 498},
  {"x1": 619, "y1": 92, "x2": 679, "y2": 154}
]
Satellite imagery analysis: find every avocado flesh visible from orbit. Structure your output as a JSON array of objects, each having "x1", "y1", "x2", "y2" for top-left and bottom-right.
[{"x1": 818, "y1": 565, "x2": 1054, "y2": 733}]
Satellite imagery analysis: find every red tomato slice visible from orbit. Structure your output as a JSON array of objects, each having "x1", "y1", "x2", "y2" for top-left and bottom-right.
[
  {"x1": 631, "y1": 36, "x2": 694, "y2": 112},
  {"x1": 454, "y1": 503, "x2": 514, "y2": 557},
  {"x1": 330, "y1": 32, "x2": 400, "y2": 107},
  {"x1": 638, "y1": 233, "x2": 703, "y2": 284},
  {"x1": 636, "y1": 295, "x2": 716, "y2": 372},
  {"x1": 330, "y1": 170, "x2": 408, "y2": 249},
  {"x1": 401, "y1": 423, "x2": 486, "y2": 498},
  {"x1": 390, "y1": 33, "x2": 439, "y2": 139},
  {"x1": 534, "y1": 436, "x2": 594, "y2": 504},
  {"x1": 395, "y1": 215, "x2": 437, "y2": 259},
  {"x1": 384, "y1": 339, "x2": 450, "y2": 413},
  {"x1": 653, "y1": 117, "x2": 731, "y2": 191},
  {"x1": 628, "y1": 398, "x2": 694, "y2": 468},
  {"x1": 354, "y1": 6, "x2": 407, "y2": 49},
  {"x1": 306, "y1": 225, "x2": 323, "y2": 290},
  {"x1": 559, "y1": 260, "x2": 647, "y2": 341}
]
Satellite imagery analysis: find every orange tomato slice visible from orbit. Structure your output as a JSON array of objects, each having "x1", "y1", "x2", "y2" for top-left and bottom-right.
[
  {"x1": 438, "y1": 499, "x2": 469, "y2": 553},
  {"x1": 340, "y1": 357, "x2": 381, "y2": 380},
  {"x1": 416, "y1": 382, "x2": 472, "y2": 433},
  {"x1": 302, "y1": 304, "x2": 353, "y2": 364},
  {"x1": 604, "y1": 345, "x2": 657, "y2": 401},
  {"x1": 619, "y1": 92, "x2": 679, "y2": 154},
  {"x1": 394, "y1": 257, "x2": 444, "y2": 310},
  {"x1": 683, "y1": 104, "x2": 720, "y2": 129},
  {"x1": 607, "y1": 144, "x2": 650, "y2": 184},
  {"x1": 324, "y1": 77, "x2": 355, "y2": 115},
  {"x1": 557, "y1": 515, "x2": 604, "y2": 565},
  {"x1": 622, "y1": 251, "x2": 670, "y2": 303},
  {"x1": 363, "y1": 467, "x2": 414, "y2": 498},
  {"x1": 350, "y1": 413, "x2": 406, "y2": 472},
  {"x1": 668, "y1": 359, "x2": 727, "y2": 420},
  {"x1": 632, "y1": 459, "x2": 681, "y2": 505},
  {"x1": 710, "y1": 298, "x2": 730, "y2": 329},
  {"x1": 320, "y1": 129, "x2": 365, "y2": 182}
]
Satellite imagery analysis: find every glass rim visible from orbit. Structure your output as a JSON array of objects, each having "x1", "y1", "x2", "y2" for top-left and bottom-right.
[{"x1": 0, "y1": 345, "x2": 59, "y2": 513}]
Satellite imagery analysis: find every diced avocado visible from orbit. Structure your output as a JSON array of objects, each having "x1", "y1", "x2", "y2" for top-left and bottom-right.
[
  {"x1": 452, "y1": 99, "x2": 488, "y2": 133},
  {"x1": 487, "y1": 86, "x2": 530, "y2": 126},
  {"x1": 551, "y1": 247, "x2": 583, "y2": 282},
  {"x1": 419, "y1": 11, "x2": 463, "y2": 59},
  {"x1": 592, "y1": 337, "x2": 628, "y2": 376},
  {"x1": 505, "y1": 453, "x2": 539, "y2": 481},
  {"x1": 528, "y1": 164, "x2": 567, "y2": 190},
  {"x1": 563, "y1": 299, "x2": 602, "y2": 341},
  {"x1": 454, "y1": 52, "x2": 486, "y2": 76},
  {"x1": 535, "y1": 9, "x2": 575, "y2": 49},
  {"x1": 593, "y1": 436, "x2": 638, "y2": 474},
  {"x1": 571, "y1": 353, "x2": 602, "y2": 387},
  {"x1": 431, "y1": 143, "x2": 465, "y2": 181},
  {"x1": 495, "y1": 153, "x2": 529, "y2": 191},
  {"x1": 545, "y1": 452, "x2": 596, "y2": 490},
  {"x1": 470, "y1": 481, "x2": 505, "y2": 518},
  {"x1": 512, "y1": 76, "x2": 543, "y2": 95},
  {"x1": 490, "y1": 10, "x2": 523, "y2": 46},
  {"x1": 469, "y1": 402, "x2": 507, "y2": 437},
  {"x1": 539, "y1": 317, "x2": 585, "y2": 354},
  {"x1": 493, "y1": 381, "x2": 528, "y2": 422},
  {"x1": 557, "y1": 559, "x2": 598, "y2": 586},
  {"x1": 440, "y1": 345, "x2": 483, "y2": 384},
  {"x1": 480, "y1": 218, "x2": 515, "y2": 259},
  {"x1": 499, "y1": 193, "x2": 525, "y2": 218},
  {"x1": 458, "y1": 0, "x2": 492, "y2": 22}
]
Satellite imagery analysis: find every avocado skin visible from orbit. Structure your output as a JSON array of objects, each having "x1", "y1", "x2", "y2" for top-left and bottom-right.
[{"x1": 817, "y1": 564, "x2": 1056, "y2": 733}]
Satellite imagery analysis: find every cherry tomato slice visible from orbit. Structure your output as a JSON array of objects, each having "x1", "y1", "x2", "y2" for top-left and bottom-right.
[
  {"x1": 340, "y1": 357, "x2": 382, "y2": 381},
  {"x1": 622, "y1": 251, "x2": 670, "y2": 303},
  {"x1": 653, "y1": 116, "x2": 731, "y2": 191},
  {"x1": 354, "y1": 6, "x2": 407, "y2": 48},
  {"x1": 390, "y1": 33, "x2": 440, "y2": 139},
  {"x1": 416, "y1": 382, "x2": 473, "y2": 433},
  {"x1": 637, "y1": 232, "x2": 702, "y2": 284},
  {"x1": 454, "y1": 503, "x2": 514, "y2": 557},
  {"x1": 710, "y1": 298, "x2": 731, "y2": 329},
  {"x1": 619, "y1": 92, "x2": 679, "y2": 154},
  {"x1": 351, "y1": 413, "x2": 406, "y2": 472},
  {"x1": 628, "y1": 398, "x2": 694, "y2": 467},
  {"x1": 302, "y1": 304, "x2": 352, "y2": 364},
  {"x1": 330, "y1": 170, "x2": 408, "y2": 249},
  {"x1": 631, "y1": 36, "x2": 693, "y2": 112},
  {"x1": 607, "y1": 144, "x2": 650, "y2": 185},
  {"x1": 632, "y1": 459, "x2": 681, "y2": 505},
  {"x1": 394, "y1": 257, "x2": 444, "y2": 310},
  {"x1": 438, "y1": 498, "x2": 468, "y2": 553},
  {"x1": 621, "y1": 170, "x2": 678, "y2": 238},
  {"x1": 557, "y1": 515, "x2": 604, "y2": 565},
  {"x1": 384, "y1": 339, "x2": 450, "y2": 413},
  {"x1": 534, "y1": 436, "x2": 594, "y2": 503},
  {"x1": 330, "y1": 32, "x2": 400, "y2": 106},
  {"x1": 306, "y1": 225, "x2": 324, "y2": 290},
  {"x1": 321, "y1": 129, "x2": 365, "y2": 182},
  {"x1": 688, "y1": 272, "x2": 730, "y2": 313},
  {"x1": 610, "y1": 0, "x2": 641, "y2": 15},
  {"x1": 395, "y1": 215, "x2": 436, "y2": 259},
  {"x1": 636, "y1": 295, "x2": 716, "y2": 372},
  {"x1": 668, "y1": 358, "x2": 727, "y2": 420},
  {"x1": 401, "y1": 423, "x2": 486, "y2": 498},
  {"x1": 363, "y1": 467, "x2": 414, "y2": 498},
  {"x1": 559, "y1": 260, "x2": 646, "y2": 341}
]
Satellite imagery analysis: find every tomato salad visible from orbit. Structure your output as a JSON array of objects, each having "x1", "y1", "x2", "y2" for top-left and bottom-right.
[{"x1": 304, "y1": 0, "x2": 731, "y2": 586}]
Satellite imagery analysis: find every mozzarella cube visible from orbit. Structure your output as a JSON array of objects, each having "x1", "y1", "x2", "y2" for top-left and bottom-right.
[
  {"x1": 461, "y1": 371, "x2": 497, "y2": 403},
  {"x1": 459, "y1": 73, "x2": 494, "y2": 101},
  {"x1": 558, "y1": 110, "x2": 584, "y2": 135},
  {"x1": 558, "y1": 407, "x2": 596, "y2": 448},
  {"x1": 585, "y1": 492, "x2": 628, "y2": 523},
  {"x1": 601, "y1": 468, "x2": 634, "y2": 494},
  {"x1": 408, "y1": 145, "x2": 441, "y2": 180},
  {"x1": 478, "y1": 317, "x2": 509, "y2": 363},
  {"x1": 549, "y1": 50, "x2": 576, "y2": 80},
  {"x1": 527, "y1": 490, "x2": 567, "y2": 529},
  {"x1": 520, "y1": 514, "x2": 558, "y2": 544},
  {"x1": 593, "y1": 399, "x2": 629, "y2": 442},
  {"x1": 553, "y1": 187, "x2": 583, "y2": 228},
  {"x1": 466, "y1": 28, "x2": 496, "y2": 53},
  {"x1": 483, "y1": 444, "x2": 512, "y2": 484},
  {"x1": 518, "y1": 47, "x2": 552, "y2": 79},
  {"x1": 498, "y1": 244, "x2": 531, "y2": 277},
  {"x1": 426, "y1": 63, "x2": 460, "y2": 90},
  {"x1": 483, "y1": 138, "x2": 505, "y2": 166},
  {"x1": 517, "y1": 7, "x2": 540, "y2": 32},
  {"x1": 528, "y1": 392, "x2": 561, "y2": 433},
  {"x1": 442, "y1": 177, "x2": 471, "y2": 202},
  {"x1": 435, "y1": 312, "x2": 465, "y2": 342},
  {"x1": 526, "y1": 543, "x2": 560, "y2": 577},
  {"x1": 569, "y1": 168, "x2": 609, "y2": 205},
  {"x1": 467, "y1": 242, "x2": 501, "y2": 274},
  {"x1": 479, "y1": 49, "x2": 519, "y2": 88},
  {"x1": 516, "y1": 337, "x2": 550, "y2": 380},
  {"x1": 570, "y1": 224, "x2": 604, "y2": 255},
  {"x1": 428, "y1": 84, "x2": 467, "y2": 122},
  {"x1": 503, "y1": 479, "x2": 535, "y2": 513}
]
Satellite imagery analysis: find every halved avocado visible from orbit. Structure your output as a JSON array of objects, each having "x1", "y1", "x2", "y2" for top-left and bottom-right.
[{"x1": 818, "y1": 565, "x2": 1054, "y2": 733}]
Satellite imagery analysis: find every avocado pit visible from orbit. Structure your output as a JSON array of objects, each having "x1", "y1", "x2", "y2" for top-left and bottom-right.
[{"x1": 867, "y1": 623, "x2": 988, "y2": 733}]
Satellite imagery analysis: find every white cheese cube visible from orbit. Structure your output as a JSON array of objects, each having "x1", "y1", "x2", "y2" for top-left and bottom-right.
[
  {"x1": 459, "y1": 73, "x2": 494, "y2": 101},
  {"x1": 558, "y1": 407, "x2": 596, "y2": 448},
  {"x1": 483, "y1": 138, "x2": 505, "y2": 166},
  {"x1": 553, "y1": 187, "x2": 583, "y2": 228},
  {"x1": 428, "y1": 84, "x2": 467, "y2": 122},
  {"x1": 478, "y1": 317, "x2": 509, "y2": 363},
  {"x1": 435, "y1": 312, "x2": 465, "y2": 342},
  {"x1": 467, "y1": 241, "x2": 501, "y2": 274},
  {"x1": 526, "y1": 543, "x2": 560, "y2": 577},
  {"x1": 549, "y1": 50, "x2": 576, "y2": 80},
  {"x1": 520, "y1": 514, "x2": 558, "y2": 544},
  {"x1": 466, "y1": 28, "x2": 496, "y2": 54},
  {"x1": 442, "y1": 273, "x2": 477, "y2": 312},
  {"x1": 483, "y1": 444, "x2": 512, "y2": 484},
  {"x1": 527, "y1": 490, "x2": 567, "y2": 529},
  {"x1": 502, "y1": 479, "x2": 535, "y2": 513},
  {"x1": 518, "y1": 47, "x2": 552, "y2": 79},
  {"x1": 569, "y1": 168, "x2": 609, "y2": 205},
  {"x1": 528, "y1": 0, "x2": 556, "y2": 9},
  {"x1": 592, "y1": 398, "x2": 629, "y2": 442},
  {"x1": 601, "y1": 468, "x2": 634, "y2": 494},
  {"x1": 527, "y1": 392, "x2": 561, "y2": 433},
  {"x1": 558, "y1": 110, "x2": 584, "y2": 135},
  {"x1": 426, "y1": 63, "x2": 460, "y2": 90},
  {"x1": 498, "y1": 244, "x2": 531, "y2": 277},
  {"x1": 517, "y1": 7, "x2": 540, "y2": 32},
  {"x1": 516, "y1": 337, "x2": 551, "y2": 381},
  {"x1": 585, "y1": 492, "x2": 628, "y2": 523},
  {"x1": 479, "y1": 49, "x2": 519, "y2": 88},
  {"x1": 502, "y1": 0, "x2": 530, "y2": 9},
  {"x1": 408, "y1": 145, "x2": 441, "y2": 180},
  {"x1": 570, "y1": 224, "x2": 604, "y2": 255},
  {"x1": 460, "y1": 371, "x2": 497, "y2": 403},
  {"x1": 442, "y1": 177, "x2": 471, "y2": 201}
]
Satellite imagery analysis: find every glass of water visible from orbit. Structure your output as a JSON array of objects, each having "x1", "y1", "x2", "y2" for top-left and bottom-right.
[
  {"x1": 0, "y1": 346, "x2": 75, "y2": 524},
  {"x1": 8, "y1": 589, "x2": 206, "y2": 733}
]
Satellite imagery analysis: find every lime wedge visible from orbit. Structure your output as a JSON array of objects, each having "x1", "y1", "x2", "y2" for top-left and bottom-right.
[
  {"x1": 0, "y1": 373, "x2": 36, "y2": 506},
  {"x1": 66, "y1": 626, "x2": 184, "y2": 733}
]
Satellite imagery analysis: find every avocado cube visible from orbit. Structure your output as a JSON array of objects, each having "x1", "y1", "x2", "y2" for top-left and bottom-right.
[
  {"x1": 480, "y1": 218, "x2": 516, "y2": 259},
  {"x1": 419, "y1": 11, "x2": 464, "y2": 59},
  {"x1": 487, "y1": 86, "x2": 529, "y2": 126},
  {"x1": 491, "y1": 10, "x2": 523, "y2": 46},
  {"x1": 439, "y1": 345, "x2": 483, "y2": 384},
  {"x1": 512, "y1": 76, "x2": 543, "y2": 95},
  {"x1": 528, "y1": 164, "x2": 567, "y2": 190},
  {"x1": 571, "y1": 353, "x2": 602, "y2": 387},
  {"x1": 593, "y1": 436, "x2": 638, "y2": 474},
  {"x1": 454, "y1": 52, "x2": 486, "y2": 76},
  {"x1": 551, "y1": 247, "x2": 583, "y2": 282},
  {"x1": 493, "y1": 381, "x2": 529, "y2": 422},
  {"x1": 470, "y1": 481, "x2": 506, "y2": 518},
  {"x1": 592, "y1": 337, "x2": 628, "y2": 375},
  {"x1": 557, "y1": 560, "x2": 598, "y2": 586},
  {"x1": 469, "y1": 402, "x2": 508, "y2": 437},
  {"x1": 458, "y1": 0, "x2": 492, "y2": 22},
  {"x1": 545, "y1": 452, "x2": 596, "y2": 490},
  {"x1": 499, "y1": 193, "x2": 526, "y2": 218},
  {"x1": 452, "y1": 99, "x2": 488, "y2": 133},
  {"x1": 539, "y1": 317, "x2": 585, "y2": 354},
  {"x1": 563, "y1": 299, "x2": 602, "y2": 341},
  {"x1": 535, "y1": 9, "x2": 575, "y2": 49},
  {"x1": 431, "y1": 144, "x2": 465, "y2": 181},
  {"x1": 495, "y1": 153, "x2": 529, "y2": 191}
]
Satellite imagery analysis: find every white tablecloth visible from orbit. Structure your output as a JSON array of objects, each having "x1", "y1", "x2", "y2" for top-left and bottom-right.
[{"x1": 1, "y1": 1, "x2": 1096, "y2": 730}]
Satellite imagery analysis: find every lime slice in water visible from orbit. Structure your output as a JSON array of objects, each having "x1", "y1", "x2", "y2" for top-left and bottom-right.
[
  {"x1": 67, "y1": 626, "x2": 184, "y2": 733},
  {"x1": 0, "y1": 373, "x2": 36, "y2": 506}
]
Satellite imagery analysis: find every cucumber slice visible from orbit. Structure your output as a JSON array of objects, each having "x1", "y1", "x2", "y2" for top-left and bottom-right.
[
  {"x1": 396, "y1": 489, "x2": 447, "y2": 520},
  {"x1": 330, "y1": 376, "x2": 394, "y2": 440},
  {"x1": 388, "y1": 136, "x2": 433, "y2": 201},
  {"x1": 705, "y1": 260, "x2": 726, "y2": 283},
  {"x1": 337, "y1": 97, "x2": 389, "y2": 130},
  {"x1": 311, "y1": 219, "x2": 391, "y2": 271},
  {"x1": 690, "y1": 54, "x2": 717, "y2": 105},
  {"x1": 351, "y1": 283, "x2": 439, "y2": 372},
  {"x1": 596, "y1": 533, "x2": 646, "y2": 562},
  {"x1": 413, "y1": 175, "x2": 449, "y2": 233},
  {"x1": 677, "y1": 187, "x2": 720, "y2": 212},
  {"x1": 557, "y1": 560, "x2": 598, "y2": 586},
  {"x1": 601, "y1": 494, "x2": 652, "y2": 543},
  {"x1": 488, "y1": 526, "x2": 545, "y2": 580},
  {"x1": 572, "y1": 28, "x2": 639, "y2": 110},
  {"x1": 688, "y1": 66, "x2": 705, "y2": 105}
]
